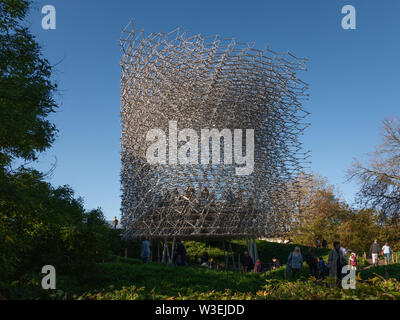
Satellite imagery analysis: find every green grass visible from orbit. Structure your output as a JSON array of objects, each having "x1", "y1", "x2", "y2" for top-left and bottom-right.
[
  {"x1": 359, "y1": 263, "x2": 400, "y2": 281},
  {"x1": 74, "y1": 261, "x2": 400, "y2": 300},
  {"x1": 5, "y1": 241, "x2": 400, "y2": 300},
  {"x1": 78, "y1": 262, "x2": 267, "y2": 299}
]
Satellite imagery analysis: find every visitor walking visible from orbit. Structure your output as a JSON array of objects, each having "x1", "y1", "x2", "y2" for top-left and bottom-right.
[
  {"x1": 174, "y1": 239, "x2": 188, "y2": 266},
  {"x1": 327, "y1": 241, "x2": 347, "y2": 286},
  {"x1": 141, "y1": 239, "x2": 151, "y2": 264},
  {"x1": 241, "y1": 251, "x2": 254, "y2": 272},
  {"x1": 286, "y1": 247, "x2": 303, "y2": 280},
  {"x1": 382, "y1": 242, "x2": 392, "y2": 265},
  {"x1": 369, "y1": 240, "x2": 381, "y2": 266},
  {"x1": 305, "y1": 247, "x2": 317, "y2": 276}
]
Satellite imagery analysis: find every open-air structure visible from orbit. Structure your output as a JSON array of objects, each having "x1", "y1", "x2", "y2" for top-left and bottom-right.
[{"x1": 120, "y1": 22, "x2": 309, "y2": 261}]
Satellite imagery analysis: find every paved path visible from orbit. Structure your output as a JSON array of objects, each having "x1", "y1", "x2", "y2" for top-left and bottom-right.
[{"x1": 363, "y1": 258, "x2": 389, "y2": 270}]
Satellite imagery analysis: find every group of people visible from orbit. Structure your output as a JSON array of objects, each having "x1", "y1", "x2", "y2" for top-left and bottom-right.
[
  {"x1": 285, "y1": 239, "x2": 395, "y2": 285},
  {"x1": 140, "y1": 238, "x2": 395, "y2": 284},
  {"x1": 369, "y1": 239, "x2": 393, "y2": 266},
  {"x1": 193, "y1": 252, "x2": 216, "y2": 268},
  {"x1": 315, "y1": 239, "x2": 327, "y2": 248},
  {"x1": 240, "y1": 251, "x2": 281, "y2": 273},
  {"x1": 286, "y1": 242, "x2": 348, "y2": 284}
]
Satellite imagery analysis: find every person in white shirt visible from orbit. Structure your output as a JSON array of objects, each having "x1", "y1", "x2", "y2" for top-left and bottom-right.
[{"x1": 382, "y1": 243, "x2": 392, "y2": 265}]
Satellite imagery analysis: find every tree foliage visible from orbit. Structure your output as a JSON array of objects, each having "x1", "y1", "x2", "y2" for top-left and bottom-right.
[
  {"x1": 0, "y1": 0, "x2": 57, "y2": 167},
  {"x1": 0, "y1": 167, "x2": 114, "y2": 284},
  {"x1": 0, "y1": 1, "x2": 121, "y2": 290},
  {"x1": 290, "y1": 172, "x2": 390, "y2": 254},
  {"x1": 291, "y1": 173, "x2": 348, "y2": 246}
]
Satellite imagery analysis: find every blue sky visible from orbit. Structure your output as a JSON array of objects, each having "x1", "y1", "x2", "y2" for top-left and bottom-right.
[{"x1": 24, "y1": 0, "x2": 400, "y2": 219}]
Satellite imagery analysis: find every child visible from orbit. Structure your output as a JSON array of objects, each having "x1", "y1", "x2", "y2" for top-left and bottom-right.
[
  {"x1": 349, "y1": 252, "x2": 358, "y2": 270},
  {"x1": 254, "y1": 259, "x2": 262, "y2": 273},
  {"x1": 271, "y1": 257, "x2": 281, "y2": 270}
]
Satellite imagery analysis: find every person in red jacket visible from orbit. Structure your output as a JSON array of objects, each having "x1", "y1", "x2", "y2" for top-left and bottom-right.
[
  {"x1": 349, "y1": 252, "x2": 358, "y2": 270},
  {"x1": 254, "y1": 259, "x2": 262, "y2": 273}
]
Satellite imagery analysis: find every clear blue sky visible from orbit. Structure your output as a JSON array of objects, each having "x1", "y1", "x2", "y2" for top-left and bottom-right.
[{"x1": 25, "y1": 0, "x2": 400, "y2": 219}]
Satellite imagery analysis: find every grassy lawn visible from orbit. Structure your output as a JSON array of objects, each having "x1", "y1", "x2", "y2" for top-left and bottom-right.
[
  {"x1": 72, "y1": 240, "x2": 400, "y2": 300},
  {"x1": 6, "y1": 241, "x2": 400, "y2": 300},
  {"x1": 73, "y1": 261, "x2": 400, "y2": 300},
  {"x1": 359, "y1": 263, "x2": 400, "y2": 281}
]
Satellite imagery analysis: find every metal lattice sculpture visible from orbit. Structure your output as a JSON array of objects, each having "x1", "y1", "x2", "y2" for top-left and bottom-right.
[{"x1": 120, "y1": 22, "x2": 309, "y2": 240}]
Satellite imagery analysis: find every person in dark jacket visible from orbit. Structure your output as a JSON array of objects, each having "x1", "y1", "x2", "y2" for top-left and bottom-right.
[
  {"x1": 322, "y1": 239, "x2": 327, "y2": 248},
  {"x1": 174, "y1": 239, "x2": 188, "y2": 267},
  {"x1": 271, "y1": 257, "x2": 281, "y2": 270},
  {"x1": 317, "y1": 256, "x2": 328, "y2": 279},
  {"x1": 305, "y1": 247, "x2": 317, "y2": 276},
  {"x1": 369, "y1": 240, "x2": 381, "y2": 266},
  {"x1": 241, "y1": 251, "x2": 254, "y2": 272}
]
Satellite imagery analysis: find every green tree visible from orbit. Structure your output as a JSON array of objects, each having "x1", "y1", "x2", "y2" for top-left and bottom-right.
[
  {"x1": 0, "y1": 1, "x2": 117, "y2": 290},
  {"x1": 337, "y1": 209, "x2": 380, "y2": 255},
  {"x1": 1, "y1": 166, "x2": 113, "y2": 283},
  {"x1": 0, "y1": 0, "x2": 57, "y2": 167},
  {"x1": 291, "y1": 173, "x2": 349, "y2": 247}
]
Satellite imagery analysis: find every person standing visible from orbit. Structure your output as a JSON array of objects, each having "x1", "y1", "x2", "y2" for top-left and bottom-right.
[
  {"x1": 322, "y1": 239, "x2": 327, "y2": 249},
  {"x1": 254, "y1": 259, "x2": 262, "y2": 273},
  {"x1": 369, "y1": 240, "x2": 381, "y2": 266},
  {"x1": 241, "y1": 251, "x2": 254, "y2": 272},
  {"x1": 287, "y1": 247, "x2": 303, "y2": 280},
  {"x1": 349, "y1": 252, "x2": 358, "y2": 271},
  {"x1": 112, "y1": 216, "x2": 119, "y2": 229},
  {"x1": 141, "y1": 239, "x2": 151, "y2": 264},
  {"x1": 317, "y1": 256, "x2": 328, "y2": 279},
  {"x1": 382, "y1": 242, "x2": 392, "y2": 265},
  {"x1": 271, "y1": 257, "x2": 281, "y2": 270},
  {"x1": 327, "y1": 241, "x2": 347, "y2": 286},
  {"x1": 175, "y1": 239, "x2": 188, "y2": 266},
  {"x1": 305, "y1": 247, "x2": 317, "y2": 276}
]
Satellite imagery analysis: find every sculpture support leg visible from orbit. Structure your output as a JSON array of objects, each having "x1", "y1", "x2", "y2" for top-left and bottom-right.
[
  {"x1": 170, "y1": 237, "x2": 176, "y2": 264},
  {"x1": 253, "y1": 239, "x2": 259, "y2": 262}
]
